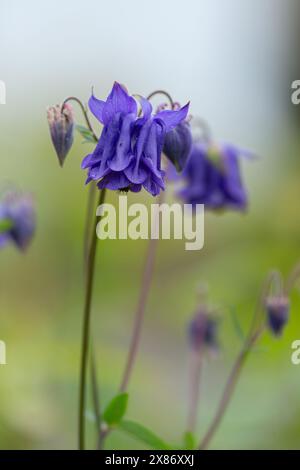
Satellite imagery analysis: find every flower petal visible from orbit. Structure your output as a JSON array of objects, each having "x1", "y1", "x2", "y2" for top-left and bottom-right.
[
  {"x1": 155, "y1": 102, "x2": 189, "y2": 132},
  {"x1": 109, "y1": 113, "x2": 135, "y2": 171},
  {"x1": 88, "y1": 93, "x2": 106, "y2": 123},
  {"x1": 98, "y1": 171, "x2": 131, "y2": 190},
  {"x1": 102, "y1": 82, "x2": 137, "y2": 124}
]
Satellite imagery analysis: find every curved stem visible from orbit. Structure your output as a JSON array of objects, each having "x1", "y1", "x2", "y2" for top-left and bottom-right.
[
  {"x1": 90, "y1": 343, "x2": 102, "y2": 448},
  {"x1": 285, "y1": 261, "x2": 300, "y2": 295},
  {"x1": 147, "y1": 90, "x2": 174, "y2": 109},
  {"x1": 79, "y1": 188, "x2": 106, "y2": 450},
  {"x1": 62, "y1": 96, "x2": 98, "y2": 142}
]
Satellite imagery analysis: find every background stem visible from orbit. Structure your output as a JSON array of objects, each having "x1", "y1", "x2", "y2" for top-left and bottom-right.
[{"x1": 186, "y1": 351, "x2": 202, "y2": 434}]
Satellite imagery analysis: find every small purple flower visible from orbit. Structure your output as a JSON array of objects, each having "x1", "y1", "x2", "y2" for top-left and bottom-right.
[
  {"x1": 179, "y1": 141, "x2": 250, "y2": 211},
  {"x1": 265, "y1": 296, "x2": 290, "y2": 336},
  {"x1": 0, "y1": 192, "x2": 35, "y2": 251},
  {"x1": 188, "y1": 309, "x2": 219, "y2": 352},
  {"x1": 47, "y1": 103, "x2": 74, "y2": 166},
  {"x1": 81, "y1": 82, "x2": 189, "y2": 196}
]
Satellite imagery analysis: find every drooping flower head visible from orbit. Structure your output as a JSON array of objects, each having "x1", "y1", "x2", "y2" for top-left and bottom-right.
[
  {"x1": 81, "y1": 82, "x2": 189, "y2": 196},
  {"x1": 179, "y1": 141, "x2": 250, "y2": 211},
  {"x1": 163, "y1": 102, "x2": 192, "y2": 172},
  {"x1": 265, "y1": 296, "x2": 290, "y2": 336},
  {"x1": 0, "y1": 191, "x2": 35, "y2": 251},
  {"x1": 47, "y1": 103, "x2": 74, "y2": 166},
  {"x1": 188, "y1": 307, "x2": 219, "y2": 353}
]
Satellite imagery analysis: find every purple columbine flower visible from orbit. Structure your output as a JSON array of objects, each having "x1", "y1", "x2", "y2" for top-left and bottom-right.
[
  {"x1": 188, "y1": 309, "x2": 219, "y2": 353},
  {"x1": 47, "y1": 103, "x2": 74, "y2": 166},
  {"x1": 178, "y1": 141, "x2": 250, "y2": 211},
  {"x1": 0, "y1": 192, "x2": 35, "y2": 251},
  {"x1": 265, "y1": 296, "x2": 290, "y2": 336},
  {"x1": 81, "y1": 82, "x2": 189, "y2": 196}
]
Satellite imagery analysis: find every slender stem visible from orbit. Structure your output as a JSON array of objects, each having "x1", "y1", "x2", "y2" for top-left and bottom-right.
[
  {"x1": 186, "y1": 351, "x2": 202, "y2": 434},
  {"x1": 119, "y1": 190, "x2": 165, "y2": 392},
  {"x1": 79, "y1": 188, "x2": 106, "y2": 450},
  {"x1": 199, "y1": 327, "x2": 264, "y2": 450},
  {"x1": 84, "y1": 182, "x2": 97, "y2": 273},
  {"x1": 62, "y1": 96, "x2": 98, "y2": 142},
  {"x1": 90, "y1": 344, "x2": 102, "y2": 448},
  {"x1": 146, "y1": 90, "x2": 174, "y2": 109},
  {"x1": 285, "y1": 261, "x2": 300, "y2": 295}
]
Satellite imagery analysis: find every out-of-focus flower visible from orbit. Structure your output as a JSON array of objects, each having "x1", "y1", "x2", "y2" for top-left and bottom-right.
[
  {"x1": 188, "y1": 308, "x2": 219, "y2": 353},
  {"x1": 81, "y1": 82, "x2": 189, "y2": 196},
  {"x1": 265, "y1": 296, "x2": 290, "y2": 336},
  {"x1": 179, "y1": 141, "x2": 250, "y2": 211},
  {"x1": 0, "y1": 191, "x2": 35, "y2": 251},
  {"x1": 47, "y1": 103, "x2": 74, "y2": 166}
]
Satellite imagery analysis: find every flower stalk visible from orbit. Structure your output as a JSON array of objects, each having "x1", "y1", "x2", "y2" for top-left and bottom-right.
[{"x1": 79, "y1": 188, "x2": 106, "y2": 450}]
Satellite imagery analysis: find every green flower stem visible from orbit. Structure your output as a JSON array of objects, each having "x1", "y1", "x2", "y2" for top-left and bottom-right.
[{"x1": 79, "y1": 188, "x2": 106, "y2": 450}]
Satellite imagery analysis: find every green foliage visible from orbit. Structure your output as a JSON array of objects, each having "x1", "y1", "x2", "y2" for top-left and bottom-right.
[
  {"x1": 76, "y1": 125, "x2": 97, "y2": 144},
  {"x1": 183, "y1": 431, "x2": 196, "y2": 449},
  {"x1": 119, "y1": 420, "x2": 171, "y2": 450},
  {"x1": 103, "y1": 393, "x2": 128, "y2": 426},
  {"x1": 0, "y1": 219, "x2": 12, "y2": 234}
]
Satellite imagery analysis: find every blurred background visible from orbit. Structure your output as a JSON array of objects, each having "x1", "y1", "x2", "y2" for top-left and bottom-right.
[{"x1": 0, "y1": 0, "x2": 300, "y2": 450}]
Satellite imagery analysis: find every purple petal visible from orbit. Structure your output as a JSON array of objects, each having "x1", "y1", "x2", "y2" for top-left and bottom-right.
[
  {"x1": 155, "y1": 102, "x2": 189, "y2": 132},
  {"x1": 88, "y1": 93, "x2": 106, "y2": 123},
  {"x1": 124, "y1": 159, "x2": 148, "y2": 184},
  {"x1": 143, "y1": 175, "x2": 165, "y2": 196},
  {"x1": 102, "y1": 82, "x2": 137, "y2": 124},
  {"x1": 108, "y1": 113, "x2": 135, "y2": 171},
  {"x1": 98, "y1": 171, "x2": 131, "y2": 190}
]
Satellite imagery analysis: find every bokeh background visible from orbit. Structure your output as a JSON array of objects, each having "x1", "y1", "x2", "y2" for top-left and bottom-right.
[{"x1": 0, "y1": 0, "x2": 300, "y2": 450}]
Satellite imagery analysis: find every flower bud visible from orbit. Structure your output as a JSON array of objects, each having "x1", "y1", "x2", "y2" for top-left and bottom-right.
[
  {"x1": 163, "y1": 121, "x2": 192, "y2": 172},
  {"x1": 265, "y1": 296, "x2": 290, "y2": 336},
  {"x1": 188, "y1": 309, "x2": 218, "y2": 353},
  {"x1": 47, "y1": 103, "x2": 74, "y2": 166}
]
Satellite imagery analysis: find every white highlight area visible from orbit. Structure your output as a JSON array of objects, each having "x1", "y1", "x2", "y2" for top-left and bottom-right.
[
  {"x1": 0, "y1": 340, "x2": 6, "y2": 365},
  {"x1": 0, "y1": 80, "x2": 6, "y2": 104},
  {"x1": 96, "y1": 196, "x2": 204, "y2": 251}
]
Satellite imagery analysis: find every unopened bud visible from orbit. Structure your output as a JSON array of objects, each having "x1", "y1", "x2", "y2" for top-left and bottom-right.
[
  {"x1": 47, "y1": 103, "x2": 74, "y2": 166},
  {"x1": 265, "y1": 296, "x2": 290, "y2": 336}
]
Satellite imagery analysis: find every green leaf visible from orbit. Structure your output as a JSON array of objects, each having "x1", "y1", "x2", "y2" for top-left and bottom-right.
[
  {"x1": 183, "y1": 431, "x2": 196, "y2": 449},
  {"x1": 103, "y1": 393, "x2": 128, "y2": 426},
  {"x1": 119, "y1": 420, "x2": 171, "y2": 450},
  {"x1": 76, "y1": 125, "x2": 97, "y2": 144},
  {"x1": 0, "y1": 219, "x2": 13, "y2": 234}
]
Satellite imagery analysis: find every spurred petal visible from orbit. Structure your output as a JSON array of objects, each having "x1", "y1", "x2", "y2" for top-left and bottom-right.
[
  {"x1": 102, "y1": 82, "x2": 137, "y2": 124},
  {"x1": 155, "y1": 102, "x2": 189, "y2": 132},
  {"x1": 88, "y1": 93, "x2": 106, "y2": 123}
]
